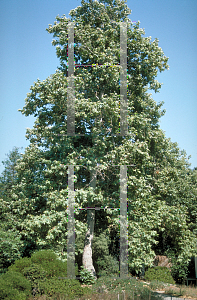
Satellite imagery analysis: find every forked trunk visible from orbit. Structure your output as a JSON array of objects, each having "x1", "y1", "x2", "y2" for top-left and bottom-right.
[{"x1": 82, "y1": 169, "x2": 97, "y2": 279}]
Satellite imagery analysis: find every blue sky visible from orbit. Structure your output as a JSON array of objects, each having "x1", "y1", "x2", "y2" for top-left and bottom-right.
[{"x1": 0, "y1": 0, "x2": 196, "y2": 173}]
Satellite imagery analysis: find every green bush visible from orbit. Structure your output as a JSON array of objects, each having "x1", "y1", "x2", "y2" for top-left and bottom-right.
[
  {"x1": 91, "y1": 275, "x2": 136, "y2": 294},
  {"x1": 41, "y1": 277, "x2": 92, "y2": 299},
  {"x1": 8, "y1": 257, "x2": 32, "y2": 274},
  {"x1": 40, "y1": 260, "x2": 67, "y2": 278},
  {"x1": 3, "y1": 250, "x2": 80, "y2": 298},
  {"x1": 145, "y1": 266, "x2": 175, "y2": 284},
  {"x1": 79, "y1": 266, "x2": 96, "y2": 285},
  {"x1": 31, "y1": 249, "x2": 78, "y2": 278},
  {"x1": 0, "y1": 271, "x2": 31, "y2": 300},
  {"x1": 96, "y1": 255, "x2": 119, "y2": 277},
  {"x1": 23, "y1": 263, "x2": 47, "y2": 296},
  {"x1": 30, "y1": 249, "x2": 57, "y2": 263},
  {"x1": 8, "y1": 249, "x2": 78, "y2": 279}
]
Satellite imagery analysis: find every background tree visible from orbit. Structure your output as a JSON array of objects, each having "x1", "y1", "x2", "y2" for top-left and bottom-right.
[
  {"x1": 6, "y1": 0, "x2": 196, "y2": 282},
  {"x1": 0, "y1": 147, "x2": 24, "y2": 274},
  {"x1": 0, "y1": 147, "x2": 22, "y2": 201}
]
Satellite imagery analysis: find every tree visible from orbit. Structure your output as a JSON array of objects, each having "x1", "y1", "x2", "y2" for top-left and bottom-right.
[
  {"x1": 0, "y1": 147, "x2": 24, "y2": 273},
  {"x1": 0, "y1": 147, "x2": 22, "y2": 201},
  {"x1": 8, "y1": 0, "x2": 196, "y2": 281}
]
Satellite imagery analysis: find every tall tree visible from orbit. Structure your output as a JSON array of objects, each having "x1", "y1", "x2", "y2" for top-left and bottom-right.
[
  {"x1": 0, "y1": 147, "x2": 22, "y2": 201},
  {"x1": 9, "y1": 0, "x2": 196, "y2": 281},
  {"x1": 0, "y1": 147, "x2": 24, "y2": 273}
]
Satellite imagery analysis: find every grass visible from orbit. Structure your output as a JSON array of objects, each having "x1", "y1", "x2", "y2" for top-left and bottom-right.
[
  {"x1": 164, "y1": 283, "x2": 197, "y2": 299},
  {"x1": 138, "y1": 278, "x2": 197, "y2": 300}
]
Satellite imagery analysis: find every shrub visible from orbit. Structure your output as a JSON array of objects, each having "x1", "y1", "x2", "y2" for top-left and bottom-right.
[
  {"x1": 30, "y1": 249, "x2": 57, "y2": 263},
  {"x1": 30, "y1": 249, "x2": 78, "y2": 278},
  {"x1": 3, "y1": 249, "x2": 80, "y2": 298},
  {"x1": 0, "y1": 271, "x2": 31, "y2": 300},
  {"x1": 145, "y1": 266, "x2": 175, "y2": 284},
  {"x1": 8, "y1": 249, "x2": 78, "y2": 279},
  {"x1": 91, "y1": 275, "x2": 162, "y2": 299},
  {"x1": 91, "y1": 275, "x2": 136, "y2": 294},
  {"x1": 96, "y1": 255, "x2": 119, "y2": 277},
  {"x1": 40, "y1": 260, "x2": 67, "y2": 278},
  {"x1": 79, "y1": 266, "x2": 96, "y2": 285},
  {"x1": 41, "y1": 278, "x2": 92, "y2": 299},
  {"x1": 8, "y1": 257, "x2": 32, "y2": 274},
  {"x1": 23, "y1": 264, "x2": 47, "y2": 296}
]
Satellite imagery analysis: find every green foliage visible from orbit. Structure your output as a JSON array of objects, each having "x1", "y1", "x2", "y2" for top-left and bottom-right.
[
  {"x1": 8, "y1": 249, "x2": 74, "y2": 279},
  {"x1": 149, "y1": 280, "x2": 166, "y2": 290},
  {"x1": 10, "y1": 0, "x2": 171, "y2": 263},
  {"x1": 0, "y1": 147, "x2": 22, "y2": 201},
  {"x1": 23, "y1": 263, "x2": 47, "y2": 295},
  {"x1": 0, "y1": 148, "x2": 24, "y2": 273},
  {"x1": 91, "y1": 275, "x2": 133, "y2": 293},
  {"x1": 0, "y1": 269, "x2": 90, "y2": 300},
  {"x1": 92, "y1": 232, "x2": 119, "y2": 276},
  {"x1": 39, "y1": 277, "x2": 69, "y2": 298},
  {"x1": 165, "y1": 286, "x2": 186, "y2": 297},
  {"x1": 31, "y1": 249, "x2": 57, "y2": 262},
  {"x1": 2, "y1": 0, "x2": 196, "y2": 281},
  {"x1": 41, "y1": 278, "x2": 91, "y2": 299},
  {"x1": 8, "y1": 257, "x2": 32, "y2": 274},
  {"x1": 79, "y1": 266, "x2": 96, "y2": 285},
  {"x1": 145, "y1": 266, "x2": 175, "y2": 284},
  {"x1": 0, "y1": 271, "x2": 31, "y2": 300},
  {"x1": 0, "y1": 227, "x2": 24, "y2": 275},
  {"x1": 167, "y1": 253, "x2": 191, "y2": 283},
  {"x1": 31, "y1": 249, "x2": 78, "y2": 277},
  {"x1": 5, "y1": 250, "x2": 79, "y2": 298},
  {"x1": 91, "y1": 275, "x2": 161, "y2": 300}
]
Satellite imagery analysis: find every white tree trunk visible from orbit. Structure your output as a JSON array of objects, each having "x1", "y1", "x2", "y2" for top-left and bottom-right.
[{"x1": 82, "y1": 169, "x2": 97, "y2": 279}]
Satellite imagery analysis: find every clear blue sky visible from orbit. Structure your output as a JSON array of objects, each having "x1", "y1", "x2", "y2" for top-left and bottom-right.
[{"x1": 0, "y1": 0, "x2": 196, "y2": 173}]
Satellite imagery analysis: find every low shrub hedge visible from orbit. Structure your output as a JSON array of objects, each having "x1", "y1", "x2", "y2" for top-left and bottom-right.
[
  {"x1": 8, "y1": 257, "x2": 32, "y2": 274},
  {"x1": 23, "y1": 263, "x2": 47, "y2": 296},
  {"x1": 145, "y1": 266, "x2": 175, "y2": 284},
  {"x1": 1, "y1": 249, "x2": 82, "y2": 299},
  {"x1": 0, "y1": 271, "x2": 31, "y2": 300},
  {"x1": 41, "y1": 278, "x2": 92, "y2": 299}
]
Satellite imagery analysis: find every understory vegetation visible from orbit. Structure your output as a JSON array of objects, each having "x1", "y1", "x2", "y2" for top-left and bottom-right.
[{"x1": 0, "y1": 249, "x2": 196, "y2": 300}]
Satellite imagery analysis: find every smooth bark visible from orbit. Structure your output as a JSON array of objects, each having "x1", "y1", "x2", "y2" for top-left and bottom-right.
[{"x1": 82, "y1": 168, "x2": 97, "y2": 279}]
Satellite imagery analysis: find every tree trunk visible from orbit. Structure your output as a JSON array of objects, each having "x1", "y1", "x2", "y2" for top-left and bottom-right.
[{"x1": 82, "y1": 168, "x2": 97, "y2": 279}]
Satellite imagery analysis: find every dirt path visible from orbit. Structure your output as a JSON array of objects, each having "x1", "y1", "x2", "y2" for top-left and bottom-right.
[{"x1": 154, "y1": 291, "x2": 197, "y2": 300}]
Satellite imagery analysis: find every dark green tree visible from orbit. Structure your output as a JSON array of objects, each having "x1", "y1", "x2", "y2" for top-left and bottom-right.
[
  {"x1": 0, "y1": 147, "x2": 24, "y2": 274},
  {"x1": 0, "y1": 146, "x2": 22, "y2": 201}
]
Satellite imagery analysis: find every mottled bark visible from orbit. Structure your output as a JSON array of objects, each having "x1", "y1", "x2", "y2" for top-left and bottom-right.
[{"x1": 82, "y1": 169, "x2": 97, "y2": 279}]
